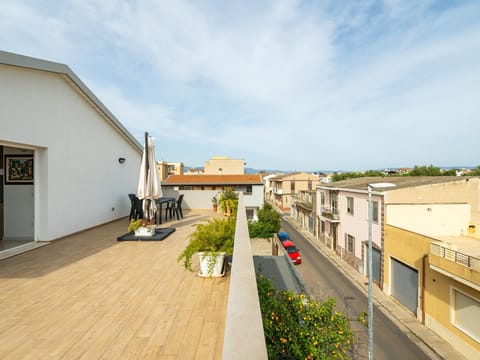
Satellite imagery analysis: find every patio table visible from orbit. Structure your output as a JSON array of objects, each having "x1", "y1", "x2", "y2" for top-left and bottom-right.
[{"x1": 155, "y1": 197, "x2": 176, "y2": 224}]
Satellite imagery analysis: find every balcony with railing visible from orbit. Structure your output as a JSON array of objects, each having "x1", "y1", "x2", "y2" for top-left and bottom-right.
[
  {"x1": 273, "y1": 188, "x2": 283, "y2": 195},
  {"x1": 293, "y1": 193, "x2": 313, "y2": 211},
  {"x1": 320, "y1": 206, "x2": 340, "y2": 222},
  {"x1": 430, "y1": 241, "x2": 480, "y2": 287}
]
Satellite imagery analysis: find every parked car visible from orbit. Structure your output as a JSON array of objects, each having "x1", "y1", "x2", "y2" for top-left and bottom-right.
[
  {"x1": 277, "y1": 232, "x2": 291, "y2": 243},
  {"x1": 282, "y1": 240, "x2": 301, "y2": 265}
]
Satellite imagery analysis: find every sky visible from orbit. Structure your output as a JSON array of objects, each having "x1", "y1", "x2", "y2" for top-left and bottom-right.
[{"x1": 1, "y1": 1, "x2": 479, "y2": 172}]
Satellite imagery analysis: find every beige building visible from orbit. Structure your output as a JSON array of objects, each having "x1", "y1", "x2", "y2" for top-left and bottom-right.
[
  {"x1": 385, "y1": 220, "x2": 480, "y2": 358},
  {"x1": 156, "y1": 160, "x2": 184, "y2": 181},
  {"x1": 269, "y1": 172, "x2": 321, "y2": 211},
  {"x1": 204, "y1": 156, "x2": 246, "y2": 175},
  {"x1": 291, "y1": 190, "x2": 316, "y2": 235},
  {"x1": 380, "y1": 178, "x2": 480, "y2": 358},
  {"x1": 316, "y1": 176, "x2": 480, "y2": 357}
]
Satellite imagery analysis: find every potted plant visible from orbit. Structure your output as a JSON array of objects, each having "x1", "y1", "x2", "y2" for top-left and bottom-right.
[
  {"x1": 211, "y1": 195, "x2": 218, "y2": 212},
  {"x1": 218, "y1": 189, "x2": 239, "y2": 217},
  {"x1": 128, "y1": 219, "x2": 155, "y2": 237},
  {"x1": 177, "y1": 217, "x2": 235, "y2": 277}
]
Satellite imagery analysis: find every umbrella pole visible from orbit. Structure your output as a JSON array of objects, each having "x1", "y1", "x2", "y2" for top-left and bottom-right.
[{"x1": 144, "y1": 131, "x2": 150, "y2": 223}]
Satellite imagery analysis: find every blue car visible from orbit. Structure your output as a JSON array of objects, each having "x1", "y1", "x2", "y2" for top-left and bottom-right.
[{"x1": 277, "y1": 232, "x2": 291, "y2": 243}]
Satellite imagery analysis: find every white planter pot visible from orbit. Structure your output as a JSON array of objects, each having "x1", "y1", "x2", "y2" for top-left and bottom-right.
[
  {"x1": 197, "y1": 252, "x2": 226, "y2": 277},
  {"x1": 134, "y1": 226, "x2": 155, "y2": 237}
]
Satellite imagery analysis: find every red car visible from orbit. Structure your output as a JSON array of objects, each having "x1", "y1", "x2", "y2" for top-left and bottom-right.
[{"x1": 282, "y1": 240, "x2": 301, "y2": 265}]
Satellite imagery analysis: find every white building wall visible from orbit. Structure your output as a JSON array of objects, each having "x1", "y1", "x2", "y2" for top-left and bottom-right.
[
  {"x1": 386, "y1": 203, "x2": 471, "y2": 236},
  {"x1": 162, "y1": 186, "x2": 264, "y2": 211},
  {"x1": 338, "y1": 191, "x2": 382, "y2": 258},
  {"x1": 1, "y1": 64, "x2": 141, "y2": 240}
]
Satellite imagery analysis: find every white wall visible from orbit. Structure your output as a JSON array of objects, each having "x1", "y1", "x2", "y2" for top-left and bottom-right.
[
  {"x1": 338, "y1": 191, "x2": 382, "y2": 258},
  {"x1": 162, "y1": 186, "x2": 264, "y2": 211},
  {"x1": 386, "y1": 203, "x2": 471, "y2": 236},
  {"x1": 1, "y1": 64, "x2": 141, "y2": 240},
  {"x1": 244, "y1": 185, "x2": 264, "y2": 209}
]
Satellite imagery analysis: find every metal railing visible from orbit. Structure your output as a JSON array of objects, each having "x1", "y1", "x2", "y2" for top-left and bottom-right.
[
  {"x1": 431, "y1": 243, "x2": 480, "y2": 271},
  {"x1": 320, "y1": 206, "x2": 339, "y2": 220}
]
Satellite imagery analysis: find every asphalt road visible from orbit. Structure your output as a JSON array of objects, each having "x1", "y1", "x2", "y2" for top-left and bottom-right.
[{"x1": 281, "y1": 219, "x2": 432, "y2": 360}]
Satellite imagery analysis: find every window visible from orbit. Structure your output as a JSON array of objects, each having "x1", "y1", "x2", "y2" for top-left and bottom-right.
[
  {"x1": 321, "y1": 221, "x2": 325, "y2": 234},
  {"x1": 308, "y1": 180, "x2": 312, "y2": 191},
  {"x1": 346, "y1": 234, "x2": 355, "y2": 253},
  {"x1": 453, "y1": 289, "x2": 480, "y2": 341},
  {"x1": 347, "y1": 197, "x2": 354, "y2": 215},
  {"x1": 291, "y1": 181, "x2": 295, "y2": 193},
  {"x1": 246, "y1": 208, "x2": 255, "y2": 221},
  {"x1": 320, "y1": 192, "x2": 325, "y2": 205},
  {"x1": 372, "y1": 201, "x2": 379, "y2": 222},
  {"x1": 331, "y1": 193, "x2": 338, "y2": 213}
]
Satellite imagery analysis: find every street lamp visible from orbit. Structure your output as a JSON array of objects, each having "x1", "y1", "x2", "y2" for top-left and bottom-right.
[{"x1": 367, "y1": 182, "x2": 395, "y2": 360}]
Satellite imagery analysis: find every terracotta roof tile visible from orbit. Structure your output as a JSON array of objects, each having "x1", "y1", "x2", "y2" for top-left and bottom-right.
[{"x1": 163, "y1": 174, "x2": 263, "y2": 185}]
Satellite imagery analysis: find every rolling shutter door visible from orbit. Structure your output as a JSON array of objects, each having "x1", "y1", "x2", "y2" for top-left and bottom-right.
[{"x1": 391, "y1": 258, "x2": 418, "y2": 315}]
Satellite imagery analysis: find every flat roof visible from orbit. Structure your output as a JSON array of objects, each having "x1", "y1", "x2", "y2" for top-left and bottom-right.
[{"x1": 318, "y1": 176, "x2": 475, "y2": 192}]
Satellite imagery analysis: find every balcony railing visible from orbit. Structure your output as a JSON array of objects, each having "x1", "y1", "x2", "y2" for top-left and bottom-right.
[
  {"x1": 292, "y1": 194, "x2": 312, "y2": 209},
  {"x1": 320, "y1": 206, "x2": 339, "y2": 221},
  {"x1": 430, "y1": 243, "x2": 480, "y2": 272},
  {"x1": 273, "y1": 188, "x2": 283, "y2": 195}
]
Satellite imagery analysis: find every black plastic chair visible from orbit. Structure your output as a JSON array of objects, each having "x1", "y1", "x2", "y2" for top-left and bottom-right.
[
  {"x1": 166, "y1": 194, "x2": 184, "y2": 220},
  {"x1": 128, "y1": 193, "x2": 144, "y2": 220}
]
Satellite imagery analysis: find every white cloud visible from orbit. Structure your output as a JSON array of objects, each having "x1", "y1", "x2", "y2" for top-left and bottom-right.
[{"x1": 2, "y1": 0, "x2": 480, "y2": 170}]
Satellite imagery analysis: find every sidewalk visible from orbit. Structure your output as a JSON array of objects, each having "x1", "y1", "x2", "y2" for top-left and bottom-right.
[{"x1": 283, "y1": 215, "x2": 467, "y2": 360}]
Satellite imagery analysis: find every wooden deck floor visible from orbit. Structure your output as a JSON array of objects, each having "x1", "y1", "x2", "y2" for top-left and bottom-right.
[{"x1": 0, "y1": 211, "x2": 229, "y2": 360}]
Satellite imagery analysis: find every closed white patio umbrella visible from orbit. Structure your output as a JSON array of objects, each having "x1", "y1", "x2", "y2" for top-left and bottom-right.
[{"x1": 137, "y1": 132, "x2": 163, "y2": 224}]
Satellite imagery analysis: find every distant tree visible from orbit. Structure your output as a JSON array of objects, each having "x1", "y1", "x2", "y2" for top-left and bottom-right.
[
  {"x1": 406, "y1": 165, "x2": 442, "y2": 176},
  {"x1": 364, "y1": 170, "x2": 384, "y2": 177},
  {"x1": 331, "y1": 172, "x2": 363, "y2": 182},
  {"x1": 331, "y1": 170, "x2": 385, "y2": 182},
  {"x1": 469, "y1": 166, "x2": 480, "y2": 176},
  {"x1": 442, "y1": 169, "x2": 457, "y2": 176}
]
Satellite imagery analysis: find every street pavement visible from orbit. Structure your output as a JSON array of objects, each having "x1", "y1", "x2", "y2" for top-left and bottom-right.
[{"x1": 283, "y1": 215, "x2": 467, "y2": 360}]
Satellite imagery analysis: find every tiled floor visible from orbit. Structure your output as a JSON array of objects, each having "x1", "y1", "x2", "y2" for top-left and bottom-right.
[{"x1": 0, "y1": 211, "x2": 229, "y2": 359}]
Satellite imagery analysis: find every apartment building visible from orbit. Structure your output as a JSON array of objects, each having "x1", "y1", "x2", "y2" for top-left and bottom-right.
[
  {"x1": 316, "y1": 177, "x2": 480, "y2": 287},
  {"x1": 204, "y1": 156, "x2": 246, "y2": 175},
  {"x1": 269, "y1": 172, "x2": 321, "y2": 211},
  {"x1": 156, "y1": 160, "x2": 184, "y2": 181},
  {"x1": 291, "y1": 189, "x2": 316, "y2": 235},
  {"x1": 262, "y1": 173, "x2": 282, "y2": 203}
]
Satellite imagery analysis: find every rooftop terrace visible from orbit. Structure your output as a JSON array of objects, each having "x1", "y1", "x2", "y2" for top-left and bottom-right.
[{"x1": 0, "y1": 210, "x2": 230, "y2": 359}]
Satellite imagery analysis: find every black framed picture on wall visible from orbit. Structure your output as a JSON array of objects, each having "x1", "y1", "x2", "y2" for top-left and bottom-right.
[{"x1": 4, "y1": 155, "x2": 34, "y2": 184}]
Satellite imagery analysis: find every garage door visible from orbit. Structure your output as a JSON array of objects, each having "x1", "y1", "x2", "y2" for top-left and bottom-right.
[{"x1": 391, "y1": 258, "x2": 418, "y2": 315}]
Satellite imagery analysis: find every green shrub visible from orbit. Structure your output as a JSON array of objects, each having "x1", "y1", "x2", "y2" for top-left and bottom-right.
[
  {"x1": 257, "y1": 275, "x2": 353, "y2": 359},
  {"x1": 248, "y1": 203, "x2": 280, "y2": 238}
]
